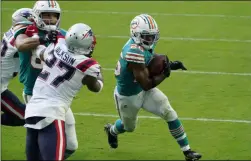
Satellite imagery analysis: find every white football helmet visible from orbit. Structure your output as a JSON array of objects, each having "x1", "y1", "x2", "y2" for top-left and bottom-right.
[
  {"x1": 32, "y1": 0, "x2": 61, "y2": 31},
  {"x1": 12, "y1": 8, "x2": 33, "y2": 26},
  {"x1": 130, "y1": 14, "x2": 159, "y2": 50},
  {"x1": 65, "y1": 23, "x2": 97, "y2": 57}
]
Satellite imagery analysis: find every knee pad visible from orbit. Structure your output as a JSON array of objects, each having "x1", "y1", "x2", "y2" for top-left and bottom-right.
[
  {"x1": 66, "y1": 137, "x2": 78, "y2": 151},
  {"x1": 122, "y1": 118, "x2": 137, "y2": 132},
  {"x1": 160, "y1": 100, "x2": 178, "y2": 122},
  {"x1": 65, "y1": 108, "x2": 76, "y2": 125},
  {"x1": 65, "y1": 124, "x2": 78, "y2": 150}
]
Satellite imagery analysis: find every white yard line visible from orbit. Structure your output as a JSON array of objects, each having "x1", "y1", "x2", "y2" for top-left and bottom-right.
[
  {"x1": 103, "y1": 68, "x2": 251, "y2": 76},
  {"x1": 95, "y1": 35, "x2": 251, "y2": 43},
  {"x1": 2, "y1": 8, "x2": 251, "y2": 19},
  {"x1": 74, "y1": 112, "x2": 251, "y2": 124},
  {"x1": 2, "y1": 31, "x2": 250, "y2": 43}
]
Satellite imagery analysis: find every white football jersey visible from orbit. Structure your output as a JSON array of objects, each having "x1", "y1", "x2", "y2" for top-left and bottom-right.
[
  {"x1": 1, "y1": 28, "x2": 19, "y2": 93},
  {"x1": 25, "y1": 38, "x2": 101, "y2": 121}
]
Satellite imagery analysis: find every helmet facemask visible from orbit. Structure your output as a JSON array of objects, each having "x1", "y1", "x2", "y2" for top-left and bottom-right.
[
  {"x1": 38, "y1": 12, "x2": 60, "y2": 31},
  {"x1": 139, "y1": 30, "x2": 159, "y2": 50}
]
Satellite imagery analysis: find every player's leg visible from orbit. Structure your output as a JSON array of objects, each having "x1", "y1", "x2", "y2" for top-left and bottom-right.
[
  {"x1": 22, "y1": 91, "x2": 32, "y2": 104},
  {"x1": 38, "y1": 120, "x2": 66, "y2": 160},
  {"x1": 1, "y1": 89, "x2": 25, "y2": 126},
  {"x1": 26, "y1": 127, "x2": 40, "y2": 161},
  {"x1": 105, "y1": 87, "x2": 142, "y2": 148},
  {"x1": 64, "y1": 108, "x2": 78, "y2": 159},
  {"x1": 142, "y1": 88, "x2": 201, "y2": 161}
]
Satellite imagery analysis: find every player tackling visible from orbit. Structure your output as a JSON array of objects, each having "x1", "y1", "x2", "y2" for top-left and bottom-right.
[
  {"x1": 104, "y1": 14, "x2": 202, "y2": 161},
  {"x1": 24, "y1": 23, "x2": 102, "y2": 160}
]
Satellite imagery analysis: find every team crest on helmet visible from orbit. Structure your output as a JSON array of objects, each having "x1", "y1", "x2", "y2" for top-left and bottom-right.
[
  {"x1": 20, "y1": 11, "x2": 32, "y2": 19},
  {"x1": 82, "y1": 29, "x2": 93, "y2": 39},
  {"x1": 131, "y1": 18, "x2": 140, "y2": 29}
]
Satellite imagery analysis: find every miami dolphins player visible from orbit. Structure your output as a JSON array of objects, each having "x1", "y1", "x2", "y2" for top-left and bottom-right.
[
  {"x1": 14, "y1": 0, "x2": 78, "y2": 159},
  {"x1": 1, "y1": 8, "x2": 33, "y2": 126},
  {"x1": 104, "y1": 14, "x2": 202, "y2": 161}
]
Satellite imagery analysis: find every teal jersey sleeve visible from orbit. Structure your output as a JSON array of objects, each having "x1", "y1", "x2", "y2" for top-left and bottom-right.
[
  {"x1": 124, "y1": 44, "x2": 145, "y2": 64},
  {"x1": 14, "y1": 26, "x2": 27, "y2": 39},
  {"x1": 59, "y1": 28, "x2": 67, "y2": 36}
]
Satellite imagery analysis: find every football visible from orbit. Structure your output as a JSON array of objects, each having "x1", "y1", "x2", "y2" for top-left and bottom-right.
[{"x1": 147, "y1": 54, "x2": 168, "y2": 77}]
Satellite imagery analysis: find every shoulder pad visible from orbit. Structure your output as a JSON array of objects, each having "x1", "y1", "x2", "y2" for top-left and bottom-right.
[{"x1": 125, "y1": 45, "x2": 145, "y2": 64}]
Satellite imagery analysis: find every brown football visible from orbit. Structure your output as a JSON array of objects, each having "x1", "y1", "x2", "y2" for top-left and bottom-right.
[{"x1": 147, "y1": 54, "x2": 168, "y2": 77}]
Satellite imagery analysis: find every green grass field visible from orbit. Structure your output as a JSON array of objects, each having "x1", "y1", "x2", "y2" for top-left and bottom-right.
[{"x1": 1, "y1": 1, "x2": 251, "y2": 160}]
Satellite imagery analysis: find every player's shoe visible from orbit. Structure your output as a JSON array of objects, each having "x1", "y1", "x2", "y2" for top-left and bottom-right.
[
  {"x1": 183, "y1": 149, "x2": 202, "y2": 161},
  {"x1": 104, "y1": 123, "x2": 118, "y2": 149}
]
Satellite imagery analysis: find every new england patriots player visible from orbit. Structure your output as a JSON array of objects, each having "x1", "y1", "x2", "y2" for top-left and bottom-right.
[
  {"x1": 25, "y1": 23, "x2": 102, "y2": 161},
  {"x1": 14, "y1": 0, "x2": 78, "y2": 158},
  {"x1": 1, "y1": 8, "x2": 33, "y2": 126}
]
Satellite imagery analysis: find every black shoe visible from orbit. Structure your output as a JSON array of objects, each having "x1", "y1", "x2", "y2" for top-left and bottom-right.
[
  {"x1": 183, "y1": 149, "x2": 202, "y2": 161},
  {"x1": 104, "y1": 123, "x2": 118, "y2": 149}
]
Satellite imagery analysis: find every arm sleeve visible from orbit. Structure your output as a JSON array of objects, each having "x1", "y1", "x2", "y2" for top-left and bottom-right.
[{"x1": 124, "y1": 47, "x2": 145, "y2": 64}]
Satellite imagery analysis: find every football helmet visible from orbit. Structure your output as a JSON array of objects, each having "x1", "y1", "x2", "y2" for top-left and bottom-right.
[
  {"x1": 130, "y1": 14, "x2": 159, "y2": 50},
  {"x1": 32, "y1": 0, "x2": 61, "y2": 31},
  {"x1": 12, "y1": 8, "x2": 33, "y2": 26},
  {"x1": 65, "y1": 23, "x2": 97, "y2": 57}
]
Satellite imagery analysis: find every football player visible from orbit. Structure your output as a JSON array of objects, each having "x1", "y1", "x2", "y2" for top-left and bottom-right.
[
  {"x1": 25, "y1": 23, "x2": 102, "y2": 161},
  {"x1": 104, "y1": 14, "x2": 202, "y2": 161},
  {"x1": 14, "y1": 0, "x2": 78, "y2": 158},
  {"x1": 1, "y1": 8, "x2": 33, "y2": 126}
]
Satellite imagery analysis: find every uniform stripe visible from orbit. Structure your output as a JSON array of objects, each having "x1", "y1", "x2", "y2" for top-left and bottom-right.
[
  {"x1": 143, "y1": 15, "x2": 152, "y2": 29},
  {"x1": 127, "y1": 52, "x2": 144, "y2": 58},
  {"x1": 55, "y1": 120, "x2": 65, "y2": 161},
  {"x1": 147, "y1": 16, "x2": 155, "y2": 29},
  {"x1": 48, "y1": 0, "x2": 51, "y2": 7},
  {"x1": 125, "y1": 55, "x2": 145, "y2": 62},
  {"x1": 177, "y1": 133, "x2": 187, "y2": 141},
  {"x1": 51, "y1": 0, "x2": 55, "y2": 8},
  {"x1": 125, "y1": 59, "x2": 145, "y2": 64},
  {"x1": 76, "y1": 58, "x2": 98, "y2": 73},
  {"x1": 114, "y1": 94, "x2": 122, "y2": 119},
  {"x1": 1, "y1": 96, "x2": 24, "y2": 119}
]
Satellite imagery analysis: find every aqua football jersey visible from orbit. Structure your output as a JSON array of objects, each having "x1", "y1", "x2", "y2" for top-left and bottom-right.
[{"x1": 115, "y1": 38, "x2": 154, "y2": 96}]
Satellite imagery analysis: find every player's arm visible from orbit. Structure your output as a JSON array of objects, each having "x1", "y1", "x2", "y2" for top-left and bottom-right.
[
  {"x1": 15, "y1": 25, "x2": 57, "y2": 52},
  {"x1": 78, "y1": 59, "x2": 103, "y2": 93},
  {"x1": 82, "y1": 74, "x2": 103, "y2": 93},
  {"x1": 128, "y1": 63, "x2": 167, "y2": 91},
  {"x1": 15, "y1": 34, "x2": 40, "y2": 51},
  {"x1": 14, "y1": 25, "x2": 40, "y2": 51}
]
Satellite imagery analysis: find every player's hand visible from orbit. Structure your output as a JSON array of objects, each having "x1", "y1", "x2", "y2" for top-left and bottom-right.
[
  {"x1": 170, "y1": 61, "x2": 187, "y2": 70},
  {"x1": 39, "y1": 31, "x2": 58, "y2": 44},
  {"x1": 163, "y1": 55, "x2": 171, "y2": 77},
  {"x1": 47, "y1": 30, "x2": 58, "y2": 43},
  {"x1": 25, "y1": 25, "x2": 39, "y2": 37}
]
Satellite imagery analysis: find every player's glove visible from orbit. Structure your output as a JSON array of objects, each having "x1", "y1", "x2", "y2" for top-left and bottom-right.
[
  {"x1": 163, "y1": 55, "x2": 171, "y2": 77},
  {"x1": 170, "y1": 61, "x2": 187, "y2": 70},
  {"x1": 25, "y1": 24, "x2": 39, "y2": 37},
  {"x1": 39, "y1": 30, "x2": 58, "y2": 44}
]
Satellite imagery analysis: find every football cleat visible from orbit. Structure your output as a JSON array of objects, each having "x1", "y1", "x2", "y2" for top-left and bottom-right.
[
  {"x1": 183, "y1": 149, "x2": 202, "y2": 161},
  {"x1": 104, "y1": 123, "x2": 118, "y2": 149}
]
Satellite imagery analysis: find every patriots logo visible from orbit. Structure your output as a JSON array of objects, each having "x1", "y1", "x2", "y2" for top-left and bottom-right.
[
  {"x1": 21, "y1": 11, "x2": 32, "y2": 19},
  {"x1": 82, "y1": 30, "x2": 93, "y2": 40}
]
